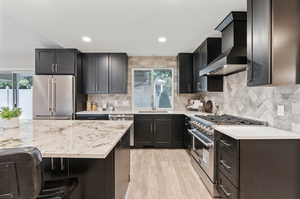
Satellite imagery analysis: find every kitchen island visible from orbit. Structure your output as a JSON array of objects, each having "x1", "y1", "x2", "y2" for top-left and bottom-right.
[
  {"x1": 215, "y1": 126, "x2": 300, "y2": 199},
  {"x1": 0, "y1": 120, "x2": 133, "y2": 199}
]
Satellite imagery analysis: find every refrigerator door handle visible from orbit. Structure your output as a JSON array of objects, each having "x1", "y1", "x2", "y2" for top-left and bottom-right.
[
  {"x1": 52, "y1": 78, "x2": 56, "y2": 113},
  {"x1": 48, "y1": 77, "x2": 52, "y2": 112},
  {"x1": 72, "y1": 76, "x2": 76, "y2": 119}
]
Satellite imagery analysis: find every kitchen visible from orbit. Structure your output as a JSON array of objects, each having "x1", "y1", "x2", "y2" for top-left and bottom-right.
[{"x1": 1, "y1": 0, "x2": 300, "y2": 199}]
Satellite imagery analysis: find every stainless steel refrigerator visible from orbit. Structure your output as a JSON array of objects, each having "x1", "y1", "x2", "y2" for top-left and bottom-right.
[{"x1": 33, "y1": 75, "x2": 75, "y2": 120}]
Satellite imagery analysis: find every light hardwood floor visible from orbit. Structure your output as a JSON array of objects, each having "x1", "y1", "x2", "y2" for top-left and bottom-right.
[{"x1": 126, "y1": 149, "x2": 213, "y2": 199}]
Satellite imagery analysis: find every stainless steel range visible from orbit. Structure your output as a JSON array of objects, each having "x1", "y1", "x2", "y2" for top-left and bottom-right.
[{"x1": 187, "y1": 114, "x2": 266, "y2": 197}]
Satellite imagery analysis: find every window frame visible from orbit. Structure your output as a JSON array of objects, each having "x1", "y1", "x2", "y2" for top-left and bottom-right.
[{"x1": 132, "y1": 67, "x2": 174, "y2": 111}]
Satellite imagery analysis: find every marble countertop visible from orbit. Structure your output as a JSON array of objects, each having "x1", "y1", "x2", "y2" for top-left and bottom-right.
[
  {"x1": 76, "y1": 110, "x2": 207, "y2": 117},
  {"x1": 215, "y1": 126, "x2": 300, "y2": 140},
  {"x1": 0, "y1": 120, "x2": 133, "y2": 159}
]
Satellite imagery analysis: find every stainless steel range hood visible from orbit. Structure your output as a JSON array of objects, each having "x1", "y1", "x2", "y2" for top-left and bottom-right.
[{"x1": 200, "y1": 12, "x2": 247, "y2": 76}]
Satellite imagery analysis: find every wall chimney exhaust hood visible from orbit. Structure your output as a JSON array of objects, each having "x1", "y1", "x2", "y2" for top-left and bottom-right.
[{"x1": 200, "y1": 12, "x2": 247, "y2": 76}]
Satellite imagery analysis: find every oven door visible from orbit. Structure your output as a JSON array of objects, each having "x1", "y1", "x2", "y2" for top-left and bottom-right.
[{"x1": 188, "y1": 129, "x2": 215, "y2": 181}]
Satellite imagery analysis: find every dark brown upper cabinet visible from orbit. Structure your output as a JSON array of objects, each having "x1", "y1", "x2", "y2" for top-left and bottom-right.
[
  {"x1": 247, "y1": 0, "x2": 300, "y2": 86},
  {"x1": 193, "y1": 38, "x2": 223, "y2": 92},
  {"x1": 177, "y1": 53, "x2": 194, "y2": 93},
  {"x1": 35, "y1": 49, "x2": 79, "y2": 75},
  {"x1": 109, "y1": 53, "x2": 128, "y2": 94},
  {"x1": 82, "y1": 53, "x2": 128, "y2": 94},
  {"x1": 83, "y1": 53, "x2": 109, "y2": 94}
]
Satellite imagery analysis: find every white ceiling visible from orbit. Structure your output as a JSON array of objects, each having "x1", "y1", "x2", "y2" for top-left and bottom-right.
[
  {"x1": 2, "y1": 0, "x2": 246, "y2": 56},
  {"x1": 0, "y1": 1, "x2": 61, "y2": 69}
]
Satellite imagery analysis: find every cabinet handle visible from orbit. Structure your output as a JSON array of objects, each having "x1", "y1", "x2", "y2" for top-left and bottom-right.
[
  {"x1": 219, "y1": 185, "x2": 232, "y2": 197},
  {"x1": 150, "y1": 124, "x2": 153, "y2": 133},
  {"x1": 52, "y1": 79, "x2": 56, "y2": 112},
  {"x1": 55, "y1": 64, "x2": 58, "y2": 72},
  {"x1": 220, "y1": 160, "x2": 231, "y2": 170},
  {"x1": 220, "y1": 139, "x2": 231, "y2": 147},
  {"x1": 60, "y1": 158, "x2": 64, "y2": 171},
  {"x1": 51, "y1": 158, "x2": 55, "y2": 170},
  {"x1": 51, "y1": 64, "x2": 55, "y2": 72},
  {"x1": 48, "y1": 77, "x2": 52, "y2": 112}
]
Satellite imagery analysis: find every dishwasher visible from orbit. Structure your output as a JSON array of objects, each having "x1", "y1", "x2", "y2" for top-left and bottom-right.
[{"x1": 109, "y1": 114, "x2": 134, "y2": 147}]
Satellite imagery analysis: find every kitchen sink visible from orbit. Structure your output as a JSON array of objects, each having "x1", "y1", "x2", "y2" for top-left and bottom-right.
[{"x1": 138, "y1": 110, "x2": 170, "y2": 113}]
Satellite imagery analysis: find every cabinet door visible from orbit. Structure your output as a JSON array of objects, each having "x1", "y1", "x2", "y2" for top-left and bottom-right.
[
  {"x1": 193, "y1": 49, "x2": 201, "y2": 92},
  {"x1": 96, "y1": 54, "x2": 109, "y2": 93},
  {"x1": 134, "y1": 118, "x2": 154, "y2": 147},
  {"x1": 109, "y1": 53, "x2": 128, "y2": 94},
  {"x1": 83, "y1": 55, "x2": 97, "y2": 93},
  {"x1": 171, "y1": 115, "x2": 185, "y2": 148},
  {"x1": 115, "y1": 130, "x2": 130, "y2": 199},
  {"x1": 154, "y1": 118, "x2": 172, "y2": 148},
  {"x1": 247, "y1": 0, "x2": 271, "y2": 86},
  {"x1": 200, "y1": 42, "x2": 208, "y2": 69},
  {"x1": 177, "y1": 54, "x2": 193, "y2": 93},
  {"x1": 56, "y1": 50, "x2": 76, "y2": 74},
  {"x1": 35, "y1": 50, "x2": 56, "y2": 74}
]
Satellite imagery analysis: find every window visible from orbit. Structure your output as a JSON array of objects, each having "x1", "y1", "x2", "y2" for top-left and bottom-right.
[
  {"x1": 133, "y1": 68, "x2": 173, "y2": 110},
  {"x1": 0, "y1": 72, "x2": 33, "y2": 119}
]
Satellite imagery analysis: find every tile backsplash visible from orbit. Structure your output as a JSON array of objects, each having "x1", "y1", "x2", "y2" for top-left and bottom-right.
[
  {"x1": 88, "y1": 56, "x2": 300, "y2": 133},
  {"x1": 88, "y1": 56, "x2": 199, "y2": 111},
  {"x1": 201, "y1": 71, "x2": 300, "y2": 133}
]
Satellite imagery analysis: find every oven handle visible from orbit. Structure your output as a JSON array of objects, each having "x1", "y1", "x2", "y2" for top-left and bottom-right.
[{"x1": 188, "y1": 129, "x2": 213, "y2": 148}]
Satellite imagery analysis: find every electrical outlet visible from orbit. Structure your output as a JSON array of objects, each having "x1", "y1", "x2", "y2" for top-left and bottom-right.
[{"x1": 277, "y1": 104, "x2": 285, "y2": 116}]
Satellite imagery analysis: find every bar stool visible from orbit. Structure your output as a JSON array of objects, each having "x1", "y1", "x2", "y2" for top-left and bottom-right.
[{"x1": 0, "y1": 147, "x2": 78, "y2": 199}]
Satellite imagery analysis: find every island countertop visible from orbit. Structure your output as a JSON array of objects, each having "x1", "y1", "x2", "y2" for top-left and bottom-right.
[{"x1": 0, "y1": 120, "x2": 133, "y2": 159}]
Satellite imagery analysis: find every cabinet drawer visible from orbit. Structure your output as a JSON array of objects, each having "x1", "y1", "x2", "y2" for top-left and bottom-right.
[
  {"x1": 217, "y1": 133, "x2": 239, "y2": 187},
  {"x1": 218, "y1": 133, "x2": 238, "y2": 153},
  {"x1": 217, "y1": 171, "x2": 239, "y2": 199}
]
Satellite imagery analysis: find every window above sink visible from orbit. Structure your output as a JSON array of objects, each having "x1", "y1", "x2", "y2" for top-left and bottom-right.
[{"x1": 132, "y1": 68, "x2": 173, "y2": 111}]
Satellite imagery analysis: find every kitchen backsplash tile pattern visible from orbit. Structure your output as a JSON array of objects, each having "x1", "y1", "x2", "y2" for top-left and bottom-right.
[
  {"x1": 89, "y1": 56, "x2": 300, "y2": 133},
  {"x1": 88, "y1": 56, "x2": 197, "y2": 111},
  {"x1": 201, "y1": 71, "x2": 300, "y2": 133}
]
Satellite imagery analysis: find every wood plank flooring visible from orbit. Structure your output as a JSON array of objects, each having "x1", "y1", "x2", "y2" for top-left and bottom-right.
[{"x1": 126, "y1": 149, "x2": 213, "y2": 199}]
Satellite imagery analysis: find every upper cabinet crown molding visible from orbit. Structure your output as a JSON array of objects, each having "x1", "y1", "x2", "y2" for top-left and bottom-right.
[{"x1": 247, "y1": 0, "x2": 300, "y2": 86}]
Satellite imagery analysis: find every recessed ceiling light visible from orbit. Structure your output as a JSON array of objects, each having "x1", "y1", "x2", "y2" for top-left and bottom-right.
[
  {"x1": 158, "y1": 37, "x2": 167, "y2": 43},
  {"x1": 82, "y1": 36, "x2": 92, "y2": 43}
]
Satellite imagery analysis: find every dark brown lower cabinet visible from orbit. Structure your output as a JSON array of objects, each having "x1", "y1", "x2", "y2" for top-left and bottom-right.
[
  {"x1": 134, "y1": 116, "x2": 154, "y2": 147},
  {"x1": 154, "y1": 118, "x2": 172, "y2": 148},
  {"x1": 43, "y1": 130, "x2": 130, "y2": 199},
  {"x1": 134, "y1": 114, "x2": 185, "y2": 148},
  {"x1": 216, "y1": 131, "x2": 300, "y2": 199},
  {"x1": 172, "y1": 115, "x2": 185, "y2": 148}
]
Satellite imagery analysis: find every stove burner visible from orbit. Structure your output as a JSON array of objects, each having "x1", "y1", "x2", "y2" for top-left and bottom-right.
[{"x1": 194, "y1": 114, "x2": 265, "y2": 125}]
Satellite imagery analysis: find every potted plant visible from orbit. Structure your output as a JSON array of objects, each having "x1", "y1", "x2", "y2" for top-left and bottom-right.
[{"x1": 0, "y1": 107, "x2": 22, "y2": 129}]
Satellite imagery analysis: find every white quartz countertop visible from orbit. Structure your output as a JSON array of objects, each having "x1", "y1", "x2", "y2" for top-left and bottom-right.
[
  {"x1": 215, "y1": 126, "x2": 300, "y2": 140},
  {"x1": 0, "y1": 120, "x2": 133, "y2": 159}
]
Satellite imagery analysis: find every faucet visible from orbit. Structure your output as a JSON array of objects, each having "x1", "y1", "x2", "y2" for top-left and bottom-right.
[
  {"x1": 107, "y1": 102, "x2": 115, "y2": 111},
  {"x1": 214, "y1": 104, "x2": 220, "y2": 115}
]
